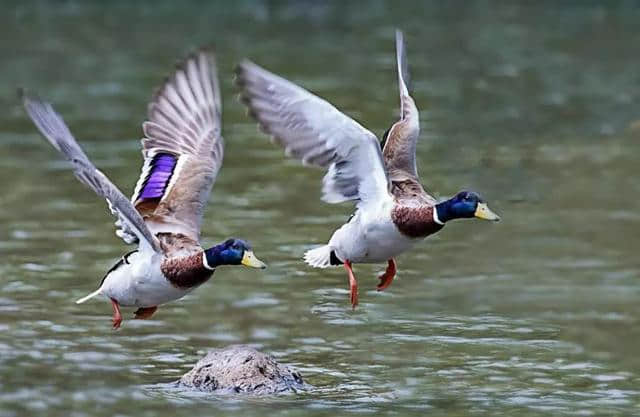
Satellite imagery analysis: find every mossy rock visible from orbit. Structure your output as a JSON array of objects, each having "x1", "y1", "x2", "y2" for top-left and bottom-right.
[{"x1": 179, "y1": 345, "x2": 307, "y2": 394}]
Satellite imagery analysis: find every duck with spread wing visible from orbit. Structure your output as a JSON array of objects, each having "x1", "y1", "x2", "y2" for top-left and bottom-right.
[
  {"x1": 235, "y1": 31, "x2": 499, "y2": 309},
  {"x1": 22, "y1": 50, "x2": 266, "y2": 329}
]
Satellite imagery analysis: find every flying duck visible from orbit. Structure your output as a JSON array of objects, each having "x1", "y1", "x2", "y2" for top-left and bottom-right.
[
  {"x1": 22, "y1": 50, "x2": 266, "y2": 329},
  {"x1": 235, "y1": 31, "x2": 499, "y2": 309}
]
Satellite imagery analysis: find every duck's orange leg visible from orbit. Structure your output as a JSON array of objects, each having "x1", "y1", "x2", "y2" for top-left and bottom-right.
[
  {"x1": 377, "y1": 258, "x2": 397, "y2": 291},
  {"x1": 134, "y1": 306, "x2": 158, "y2": 320},
  {"x1": 110, "y1": 298, "x2": 122, "y2": 330},
  {"x1": 344, "y1": 260, "x2": 358, "y2": 309}
]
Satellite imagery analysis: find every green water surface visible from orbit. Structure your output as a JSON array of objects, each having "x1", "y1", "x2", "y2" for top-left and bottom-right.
[{"x1": 1, "y1": 1, "x2": 639, "y2": 416}]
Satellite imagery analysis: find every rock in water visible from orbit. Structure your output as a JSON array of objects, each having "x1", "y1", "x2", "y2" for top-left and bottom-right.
[{"x1": 179, "y1": 345, "x2": 307, "y2": 394}]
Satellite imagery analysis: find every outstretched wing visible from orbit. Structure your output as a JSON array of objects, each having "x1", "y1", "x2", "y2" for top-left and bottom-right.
[
  {"x1": 382, "y1": 29, "x2": 421, "y2": 181},
  {"x1": 235, "y1": 60, "x2": 391, "y2": 209},
  {"x1": 21, "y1": 92, "x2": 161, "y2": 254},
  {"x1": 130, "y1": 50, "x2": 224, "y2": 241}
]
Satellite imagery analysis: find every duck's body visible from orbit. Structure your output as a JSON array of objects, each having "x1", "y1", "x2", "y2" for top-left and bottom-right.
[
  {"x1": 327, "y1": 180, "x2": 449, "y2": 265},
  {"x1": 330, "y1": 205, "x2": 412, "y2": 264},
  {"x1": 100, "y1": 248, "x2": 208, "y2": 308},
  {"x1": 317, "y1": 201, "x2": 425, "y2": 265},
  {"x1": 100, "y1": 251, "x2": 170, "y2": 308},
  {"x1": 23, "y1": 50, "x2": 265, "y2": 328},
  {"x1": 236, "y1": 30, "x2": 499, "y2": 308}
]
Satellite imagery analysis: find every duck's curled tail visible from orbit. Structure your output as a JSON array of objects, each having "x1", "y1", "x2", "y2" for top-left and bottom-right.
[
  {"x1": 304, "y1": 245, "x2": 337, "y2": 269},
  {"x1": 75, "y1": 288, "x2": 102, "y2": 304}
]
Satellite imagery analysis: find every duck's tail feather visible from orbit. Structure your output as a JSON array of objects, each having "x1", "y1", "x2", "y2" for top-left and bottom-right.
[
  {"x1": 304, "y1": 245, "x2": 336, "y2": 269},
  {"x1": 75, "y1": 288, "x2": 103, "y2": 304}
]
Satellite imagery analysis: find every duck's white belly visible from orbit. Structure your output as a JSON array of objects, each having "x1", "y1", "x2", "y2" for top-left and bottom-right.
[
  {"x1": 329, "y1": 203, "x2": 421, "y2": 263},
  {"x1": 101, "y1": 252, "x2": 192, "y2": 307}
]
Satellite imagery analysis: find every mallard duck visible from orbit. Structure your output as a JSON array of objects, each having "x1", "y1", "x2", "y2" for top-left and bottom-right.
[
  {"x1": 22, "y1": 50, "x2": 266, "y2": 329},
  {"x1": 235, "y1": 30, "x2": 499, "y2": 309}
]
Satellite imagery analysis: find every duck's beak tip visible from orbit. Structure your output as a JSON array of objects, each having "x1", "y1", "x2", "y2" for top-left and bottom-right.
[
  {"x1": 474, "y1": 203, "x2": 501, "y2": 222},
  {"x1": 241, "y1": 250, "x2": 267, "y2": 269}
]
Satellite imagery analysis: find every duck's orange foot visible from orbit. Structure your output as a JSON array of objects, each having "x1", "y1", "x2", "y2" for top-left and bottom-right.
[
  {"x1": 110, "y1": 298, "x2": 122, "y2": 330},
  {"x1": 344, "y1": 260, "x2": 358, "y2": 309},
  {"x1": 134, "y1": 306, "x2": 158, "y2": 320},
  {"x1": 377, "y1": 258, "x2": 397, "y2": 291}
]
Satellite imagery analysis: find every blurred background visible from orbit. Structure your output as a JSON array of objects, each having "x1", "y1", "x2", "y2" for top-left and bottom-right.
[{"x1": 1, "y1": 1, "x2": 639, "y2": 416}]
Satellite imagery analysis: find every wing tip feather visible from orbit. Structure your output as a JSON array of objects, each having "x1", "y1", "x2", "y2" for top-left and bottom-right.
[
  {"x1": 148, "y1": 45, "x2": 218, "y2": 115},
  {"x1": 395, "y1": 28, "x2": 411, "y2": 97},
  {"x1": 19, "y1": 88, "x2": 46, "y2": 114}
]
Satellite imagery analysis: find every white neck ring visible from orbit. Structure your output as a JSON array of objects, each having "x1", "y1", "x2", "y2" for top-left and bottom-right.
[
  {"x1": 202, "y1": 252, "x2": 215, "y2": 271},
  {"x1": 433, "y1": 207, "x2": 444, "y2": 225}
]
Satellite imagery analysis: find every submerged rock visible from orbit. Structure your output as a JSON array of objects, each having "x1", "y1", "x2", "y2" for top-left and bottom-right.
[{"x1": 179, "y1": 345, "x2": 307, "y2": 394}]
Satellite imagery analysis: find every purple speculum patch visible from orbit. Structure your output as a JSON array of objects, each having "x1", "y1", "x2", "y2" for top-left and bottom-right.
[{"x1": 139, "y1": 153, "x2": 177, "y2": 200}]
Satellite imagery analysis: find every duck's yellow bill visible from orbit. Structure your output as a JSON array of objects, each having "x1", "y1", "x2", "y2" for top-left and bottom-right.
[
  {"x1": 241, "y1": 251, "x2": 267, "y2": 269},
  {"x1": 474, "y1": 203, "x2": 500, "y2": 221}
]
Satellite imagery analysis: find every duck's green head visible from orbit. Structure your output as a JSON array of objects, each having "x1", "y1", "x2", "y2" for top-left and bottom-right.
[
  {"x1": 204, "y1": 238, "x2": 266, "y2": 269},
  {"x1": 435, "y1": 191, "x2": 500, "y2": 223}
]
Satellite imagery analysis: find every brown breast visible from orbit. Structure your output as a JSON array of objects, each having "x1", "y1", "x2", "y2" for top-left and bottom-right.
[
  {"x1": 391, "y1": 204, "x2": 443, "y2": 238},
  {"x1": 161, "y1": 252, "x2": 214, "y2": 289},
  {"x1": 388, "y1": 178, "x2": 443, "y2": 238}
]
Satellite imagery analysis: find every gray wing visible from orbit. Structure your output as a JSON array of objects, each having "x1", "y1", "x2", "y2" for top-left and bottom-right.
[
  {"x1": 21, "y1": 92, "x2": 162, "y2": 254},
  {"x1": 382, "y1": 29, "x2": 421, "y2": 181},
  {"x1": 235, "y1": 60, "x2": 391, "y2": 209},
  {"x1": 130, "y1": 50, "x2": 223, "y2": 241}
]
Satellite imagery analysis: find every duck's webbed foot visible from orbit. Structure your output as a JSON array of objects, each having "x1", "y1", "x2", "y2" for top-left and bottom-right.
[
  {"x1": 110, "y1": 298, "x2": 122, "y2": 330},
  {"x1": 344, "y1": 260, "x2": 358, "y2": 309},
  {"x1": 134, "y1": 306, "x2": 158, "y2": 320},
  {"x1": 377, "y1": 258, "x2": 397, "y2": 291}
]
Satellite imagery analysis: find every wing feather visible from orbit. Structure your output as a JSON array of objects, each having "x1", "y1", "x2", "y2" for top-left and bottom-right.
[
  {"x1": 382, "y1": 30, "x2": 421, "y2": 181},
  {"x1": 235, "y1": 60, "x2": 390, "y2": 208},
  {"x1": 21, "y1": 92, "x2": 161, "y2": 253},
  {"x1": 131, "y1": 50, "x2": 223, "y2": 241}
]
